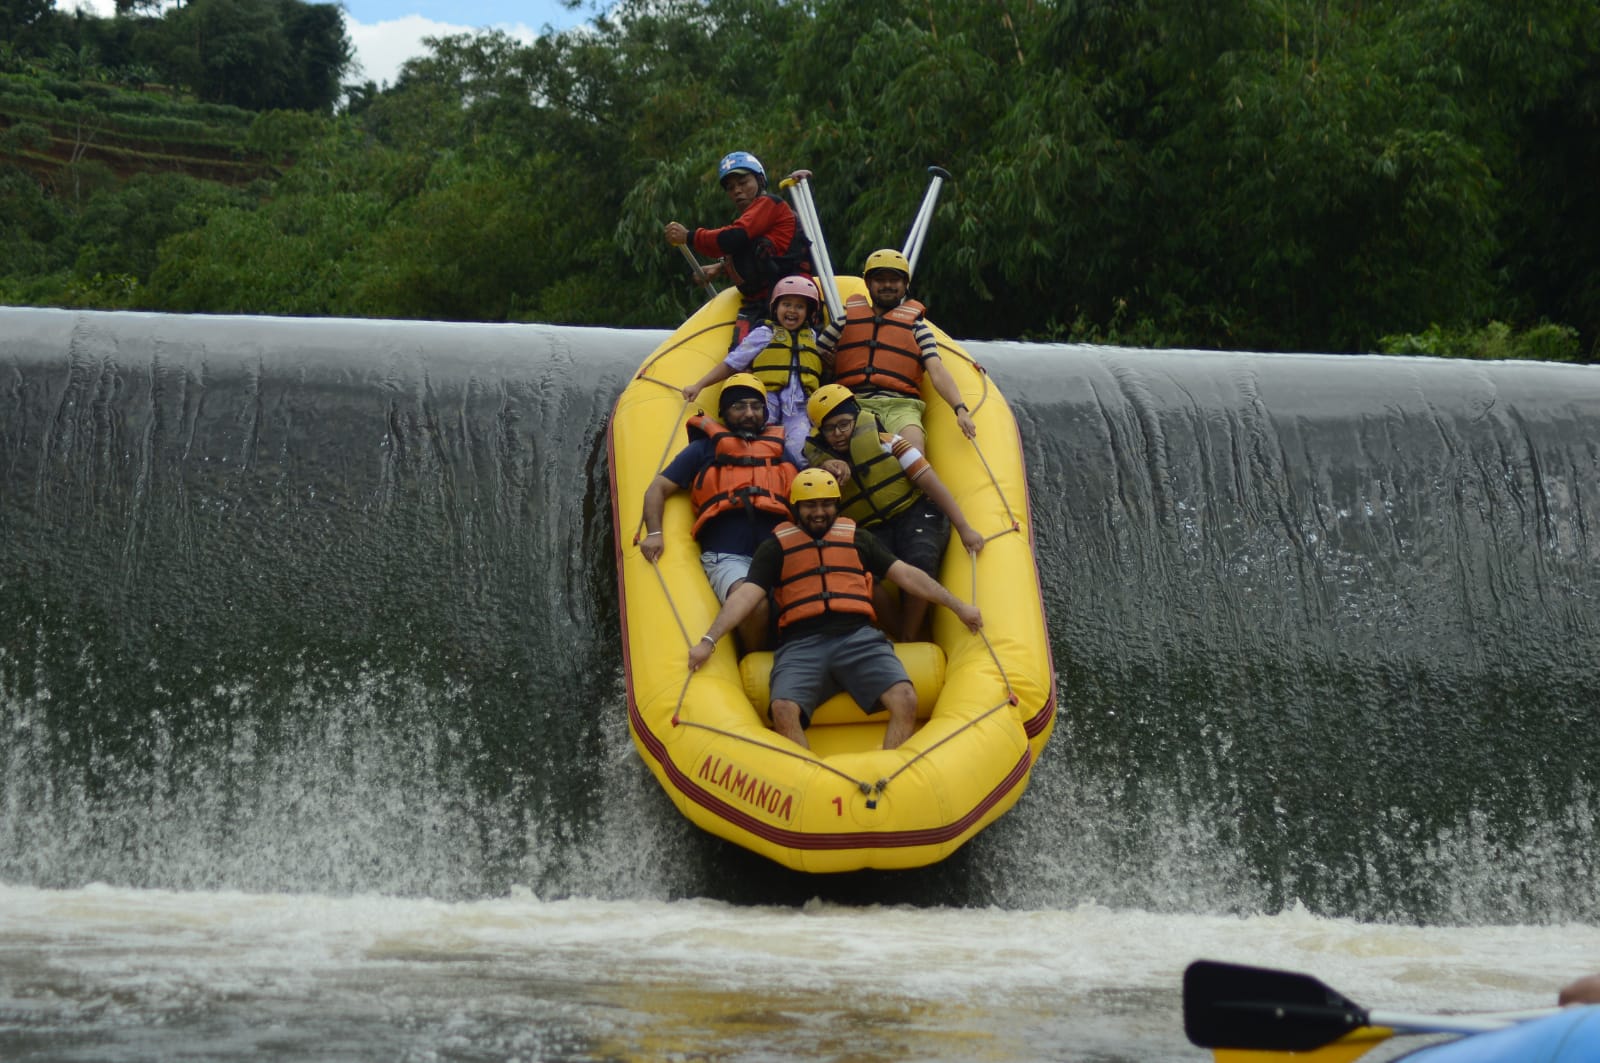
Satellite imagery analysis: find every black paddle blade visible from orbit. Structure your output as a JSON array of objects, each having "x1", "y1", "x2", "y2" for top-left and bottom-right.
[{"x1": 1183, "y1": 959, "x2": 1372, "y2": 1051}]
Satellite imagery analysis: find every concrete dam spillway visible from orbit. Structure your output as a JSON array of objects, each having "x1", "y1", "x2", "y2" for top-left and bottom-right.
[{"x1": 3, "y1": 307, "x2": 1597, "y2": 921}]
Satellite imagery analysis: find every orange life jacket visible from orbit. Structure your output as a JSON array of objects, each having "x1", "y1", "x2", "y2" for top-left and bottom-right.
[
  {"x1": 772, "y1": 517, "x2": 877, "y2": 629},
  {"x1": 686, "y1": 414, "x2": 793, "y2": 537},
  {"x1": 830, "y1": 295, "x2": 927, "y2": 397}
]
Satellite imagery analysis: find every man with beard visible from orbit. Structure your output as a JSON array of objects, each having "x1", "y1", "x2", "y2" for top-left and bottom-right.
[
  {"x1": 687, "y1": 469, "x2": 982, "y2": 750},
  {"x1": 642, "y1": 374, "x2": 797, "y2": 650},
  {"x1": 815, "y1": 247, "x2": 976, "y2": 454}
]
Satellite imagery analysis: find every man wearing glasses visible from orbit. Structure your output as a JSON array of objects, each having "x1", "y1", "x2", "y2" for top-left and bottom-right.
[
  {"x1": 802, "y1": 384, "x2": 985, "y2": 642},
  {"x1": 641, "y1": 374, "x2": 798, "y2": 650}
]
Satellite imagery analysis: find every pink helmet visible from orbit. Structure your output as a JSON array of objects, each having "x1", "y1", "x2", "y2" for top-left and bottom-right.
[{"x1": 769, "y1": 274, "x2": 819, "y2": 310}]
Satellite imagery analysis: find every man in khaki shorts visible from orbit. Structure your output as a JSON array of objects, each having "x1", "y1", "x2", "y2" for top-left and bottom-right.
[{"x1": 815, "y1": 248, "x2": 977, "y2": 454}]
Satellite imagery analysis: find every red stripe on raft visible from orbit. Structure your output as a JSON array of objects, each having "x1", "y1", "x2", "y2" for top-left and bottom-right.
[
  {"x1": 627, "y1": 695, "x2": 1033, "y2": 850},
  {"x1": 1023, "y1": 696, "x2": 1055, "y2": 738}
]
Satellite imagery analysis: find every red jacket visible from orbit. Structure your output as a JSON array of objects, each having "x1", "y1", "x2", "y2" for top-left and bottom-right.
[{"x1": 691, "y1": 193, "x2": 810, "y2": 297}]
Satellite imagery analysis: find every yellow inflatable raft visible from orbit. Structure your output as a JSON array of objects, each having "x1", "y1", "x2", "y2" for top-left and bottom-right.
[{"x1": 608, "y1": 281, "x2": 1056, "y2": 872}]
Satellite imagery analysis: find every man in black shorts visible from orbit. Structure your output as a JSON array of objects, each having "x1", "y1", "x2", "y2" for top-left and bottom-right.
[
  {"x1": 801, "y1": 384, "x2": 985, "y2": 640},
  {"x1": 687, "y1": 469, "x2": 982, "y2": 750}
]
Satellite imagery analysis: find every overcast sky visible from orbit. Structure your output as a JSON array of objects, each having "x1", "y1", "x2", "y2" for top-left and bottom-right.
[{"x1": 65, "y1": 0, "x2": 601, "y2": 87}]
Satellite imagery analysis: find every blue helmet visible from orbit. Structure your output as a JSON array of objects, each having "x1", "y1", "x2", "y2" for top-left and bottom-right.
[{"x1": 717, "y1": 151, "x2": 766, "y2": 189}]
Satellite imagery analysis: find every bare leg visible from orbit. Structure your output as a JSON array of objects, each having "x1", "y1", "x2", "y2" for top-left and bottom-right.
[
  {"x1": 770, "y1": 699, "x2": 810, "y2": 749},
  {"x1": 878, "y1": 681, "x2": 918, "y2": 749},
  {"x1": 736, "y1": 598, "x2": 771, "y2": 652},
  {"x1": 897, "y1": 595, "x2": 929, "y2": 642},
  {"x1": 899, "y1": 422, "x2": 927, "y2": 454},
  {"x1": 873, "y1": 582, "x2": 899, "y2": 637}
]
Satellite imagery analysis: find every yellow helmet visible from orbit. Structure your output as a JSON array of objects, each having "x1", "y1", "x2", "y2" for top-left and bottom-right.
[
  {"x1": 862, "y1": 248, "x2": 911, "y2": 281},
  {"x1": 806, "y1": 383, "x2": 857, "y2": 428},
  {"x1": 718, "y1": 372, "x2": 766, "y2": 411},
  {"x1": 789, "y1": 468, "x2": 841, "y2": 504}
]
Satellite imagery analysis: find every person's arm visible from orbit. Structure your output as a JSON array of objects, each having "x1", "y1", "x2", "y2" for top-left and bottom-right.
[
  {"x1": 640, "y1": 474, "x2": 679, "y2": 562},
  {"x1": 882, "y1": 432, "x2": 982, "y2": 553},
  {"x1": 687, "y1": 581, "x2": 769, "y2": 671},
  {"x1": 684, "y1": 362, "x2": 734, "y2": 402},
  {"x1": 819, "y1": 457, "x2": 851, "y2": 483},
  {"x1": 814, "y1": 317, "x2": 842, "y2": 360},
  {"x1": 906, "y1": 459, "x2": 984, "y2": 554},
  {"x1": 686, "y1": 327, "x2": 770, "y2": 401},
  {"x1": 1560, "y1": 974, "x2": 1600, "y2": 1005},
  {"x1": 922, "y1": 344, "x2": 977, "y2": 440},
  {"x1": 689, "y1": 196, "x2": 788, "y2": 258},
  {"x1": 801, "y1": 438, "x2": 851, "y2": 485},
  {"x1": 884, "y1": 559, "x2": 982, "y2": 632},
  {"x1": 664, "y1": 223, "x2": 723, "y2": 284}
]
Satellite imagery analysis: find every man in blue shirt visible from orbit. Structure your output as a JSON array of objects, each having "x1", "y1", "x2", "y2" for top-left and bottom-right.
[{"x1": 641, "y1": 373, "x2": 798, "y2": 649}]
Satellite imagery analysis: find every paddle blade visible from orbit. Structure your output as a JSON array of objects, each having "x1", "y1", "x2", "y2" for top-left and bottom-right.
[{"x1": 1184, "y1": 959, "x2": 1371, "y2": 1051}]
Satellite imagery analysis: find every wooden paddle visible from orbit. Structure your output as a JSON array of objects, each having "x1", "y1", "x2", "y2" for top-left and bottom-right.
[{"x1": 675, "y1": 243, "x2": 718, "y2": 303}]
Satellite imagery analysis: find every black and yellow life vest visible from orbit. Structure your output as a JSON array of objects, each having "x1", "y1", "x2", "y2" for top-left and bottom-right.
[
  {"x1": 772, "y1": 517, "x2": 876, "y2": 629},
  {"x1": 685, "y1": 413, "x2": 793, "y2": 536},
  {"x1": 816, "y1": 416, "x2": 920, "y2": 526},
  {"x1": 831, "y1": 295, "x2": 927, "y2": 397},
  {"x1": 750, "y1": 324, "x2": 823, "y2": 395}
]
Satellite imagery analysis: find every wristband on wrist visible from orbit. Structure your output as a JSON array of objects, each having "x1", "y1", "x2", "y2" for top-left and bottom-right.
[
  {"x1": 954, "y1": 403, "x2": 969, "y2": 413},
  {"x1": 644, "y1": 531, "x2": 662, "y2": 538},
  {"x1": 699, "y1": 634, "x2": 716, "y2": 646}
]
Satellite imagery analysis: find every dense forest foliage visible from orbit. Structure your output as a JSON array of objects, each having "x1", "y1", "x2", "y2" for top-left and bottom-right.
[{"x1": 2, "y1": 0, "x2": 1597, "y2": 358}]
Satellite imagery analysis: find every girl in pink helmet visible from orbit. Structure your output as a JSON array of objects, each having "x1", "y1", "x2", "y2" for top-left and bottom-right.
[{"x1": 683, "y1": 274, "x2": 824, "y2": 465}]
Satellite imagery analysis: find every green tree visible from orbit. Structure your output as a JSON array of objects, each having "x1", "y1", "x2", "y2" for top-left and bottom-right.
[
  {"x1": 345, "y1": 166, "x2": 546, "y2": 321},
  {"x1": 281, "y1": 0, "x2": 352, "y2": 111},
  {"x1": 146, "y1": 133, "x2": 388, "y2": 314},
  {"x1": 1, "y1": 0, "x2": 57, "y2": 55},
  {"x1": 161, "y1": 0, "x2": 350, "y2": 112},
  {"x1": 0, "y1": 165, "x2": 67, "y2": 280},
  {"x1": 3, "y1": 0, "x2": 1597, "y2": 356},
  {"x1": 72, "y1": 170, "x2": 250, "y2": 281},
  {"x1": 147, "y1": 192, "x2": 383, "y2": 314}
]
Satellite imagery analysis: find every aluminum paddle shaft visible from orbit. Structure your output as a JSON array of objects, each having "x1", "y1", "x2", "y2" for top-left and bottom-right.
[
  {"x1": 902, "y1": 165, "x2": 951, "y2": 276},
  {"x1": 780, "y1": 170, "x2": 844, "y2": 323}
]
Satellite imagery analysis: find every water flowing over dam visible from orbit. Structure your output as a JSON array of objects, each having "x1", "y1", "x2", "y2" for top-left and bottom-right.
[{"x1": 4, "y1": 307, "x2": 1597, "y2": 924}]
